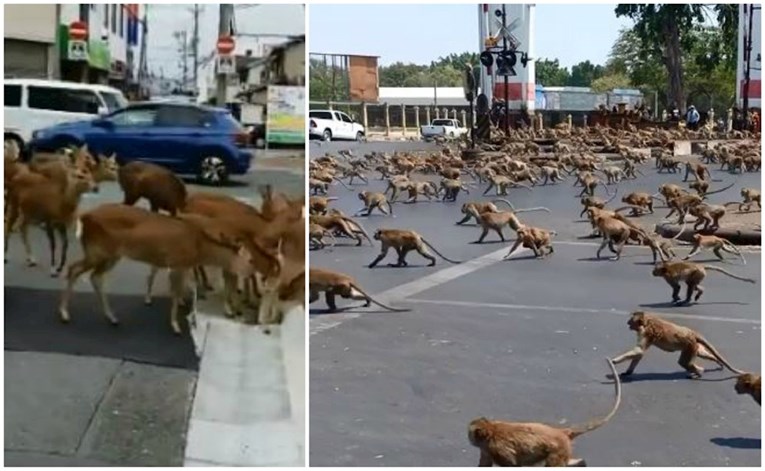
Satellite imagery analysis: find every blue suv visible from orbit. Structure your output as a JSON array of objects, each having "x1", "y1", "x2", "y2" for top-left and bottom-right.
[{"x1": 29, "y1": 102, "x2": 253, "y2": 185}]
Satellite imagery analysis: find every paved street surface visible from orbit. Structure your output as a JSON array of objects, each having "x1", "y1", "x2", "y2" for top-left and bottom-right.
[
  {"x1": 5, "y1": 149, "x2": 304, "y2": 466},
  {"x1": 309, "y1": 142, "x2": 761, "y2": 467}
]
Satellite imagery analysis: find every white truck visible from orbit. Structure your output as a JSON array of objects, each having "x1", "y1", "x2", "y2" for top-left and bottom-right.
[
  {"x1": 420, "y1": 118, "x2": 468, "y2": 139},
  {"x1": 308, "y1": 109, "x2": 366, "y2": 142}
]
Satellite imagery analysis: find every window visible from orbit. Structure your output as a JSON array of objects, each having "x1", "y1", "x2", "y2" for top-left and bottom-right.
[
  {"x1": 28, "y1": 87, "x2": 101, "y2": 114},
  {"x1": 111, "y1": 4, "x2": 117, "y2": 33},
  {"x1": 156, "y1": 106, "x2": 212, "y2": 127},
  {"x1": 5, "y1": 85, "x2": 22, "y2": 107},
  {"x1": 309, "y1": 111, "x2": 333, "y2": 120},
  {"x1": 79, "y1": 4, "x2": 89, "y2": 22},
  {"x1": 119, "y1": 6, "x2": 124, "y2": 37},
  {"x1": 99, "y1": 92, "x2": 128, "y2": 112},
  {"x1": 103, "y1": 4, "x2": 109, "y2": 27},
  {"x1": 110, "y1": 107, "x2": 157, "y2": 126},
  {"x1": 339, "y1": 113, "x2": 353, "y2": 123}
]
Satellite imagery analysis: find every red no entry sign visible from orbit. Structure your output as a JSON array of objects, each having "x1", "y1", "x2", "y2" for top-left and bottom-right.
[
  {"x1": 69, "y1": 21, "x2": 88, "y2": 40},
  {"x1": 217, "y1": 35, "x2": 235, "y2": 55}
]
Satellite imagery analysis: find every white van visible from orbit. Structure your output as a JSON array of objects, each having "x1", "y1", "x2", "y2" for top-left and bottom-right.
[{"x1": 4, "y1": 79, "x2": 128, "y2": 150}]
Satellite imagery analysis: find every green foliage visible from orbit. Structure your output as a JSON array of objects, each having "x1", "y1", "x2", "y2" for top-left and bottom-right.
[
  {"x1": 569, "y1": 60, "x2": 605, "y2": 87},
  {"x1": 535, "y1": 58, "x2": 570, "y2": 86},
  {"x1": 309, "y1": 58, "x2": 349, "y2": 102},
  {"x1": 591, "y1": 73, "x2": 632, "y2": 93}
]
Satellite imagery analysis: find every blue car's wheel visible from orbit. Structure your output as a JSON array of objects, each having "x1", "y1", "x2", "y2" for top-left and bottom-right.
[{"x1": 198, "y1": 155, "x2": 229, "y2": 186}]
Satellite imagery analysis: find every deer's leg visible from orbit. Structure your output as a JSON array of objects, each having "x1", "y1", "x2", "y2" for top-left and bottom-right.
[
  {"x1": 19, "y1": 218, "x2": 36, "y2": 267},
  {"x1": 45, "y1": 223, "x2": 57, "y2": 275},
  {"x1": 59, "y1": 258, "x2": 97, "y2": 323},
  {"x1": 168, "y1": 269, "x2": 190, "y2": 335},
  {"x1": 53, "y1": 224, "x2": 68, "y2": 277},
  {"x1": 91, "y1": 259, "x2": 120, "y2": 325},
  {"x1": 145, "y1": 266, "x2": 160, "y2": 305}
]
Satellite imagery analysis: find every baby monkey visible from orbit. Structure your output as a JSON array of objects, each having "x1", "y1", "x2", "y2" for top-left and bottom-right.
[
  {"x1": 611, "y1": 311, "x2": 744, "y2": 379},
  {"x1": 735, "y1": 373, "x2": 761, "y2": 406},
  {"x1": 683, "y1": 234, "x2": 746, "y2": 265}
]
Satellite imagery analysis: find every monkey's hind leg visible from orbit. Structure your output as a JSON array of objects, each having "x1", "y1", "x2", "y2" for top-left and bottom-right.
[
  {"x1": 678, "y1": 347, "x2": 704, "y2": 379},
  {"x1": 416, "y1": 245, "x2": 437, "y2": 267},
  {"x1": 325, "y1": 290, "x2": 338, "y2": 312},
  {"x1": 368, "y1": 247, "x2": 390, "y2": 268},
  {"x1": 696, "y1": 345, "x2": 725, "y2": 371}
]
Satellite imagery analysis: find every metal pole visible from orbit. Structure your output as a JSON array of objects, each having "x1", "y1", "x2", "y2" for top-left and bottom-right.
[
  {"x1": 654, "y1": 90, "x2": 658, "y2": 119},
  {"x1": 742, "y1": 4, "x2": 754, "y2": 129},
  {"x1": 192, "y1": 4, "x2": 200, "y2": 94},
  {"x1": 434, "y1": 80, "x2": 438, "y2": 109},
  {"x1": 216, "y1": 4, "x2": 234, "y2": 107},
  {"x1": 502, "y1": 5, "x2": 509, "y2": 134}
]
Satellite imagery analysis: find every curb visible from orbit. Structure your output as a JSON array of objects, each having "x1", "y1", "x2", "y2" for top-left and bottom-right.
[
  {"x1": 656, "y1": 222, "x2": 762, "y2": 245},
  {"x1": 183, "y1": 291, "x2": 304, "y2": 467}
]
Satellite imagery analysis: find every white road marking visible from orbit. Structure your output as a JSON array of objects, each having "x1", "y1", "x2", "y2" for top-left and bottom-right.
[
  {"x1": 373, "y1": 246, "x2": 529, "y2": 302},
  {"x1": 554, "y1": 240, "x2": 761, "y2": 252},
  {"x1": 310, "y1": 246, "x2": 528, "y2": 335},
  {"x1": 405, "y1": 298, "x2": 761, "y2": 325}
]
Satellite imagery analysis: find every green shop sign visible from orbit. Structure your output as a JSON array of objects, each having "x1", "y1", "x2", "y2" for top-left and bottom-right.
[{"x1": 58, "y1": 24, "x2": 111, "y2": 70}]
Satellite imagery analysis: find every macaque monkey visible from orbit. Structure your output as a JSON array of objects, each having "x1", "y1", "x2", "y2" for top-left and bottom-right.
[
  {"x1": 467, "y1": 359, "x2": 620, "y2": 467},
  {"x1": 664, "y1": 194, "x2": 704, "y2": 223},
  {"x1": 404, "y1": 181, "x2": 438, "y2": 203},
  {"x1": 735, "y1": 188, "x2": 761, "y2": 212},
  {"x1": 622, "y1": 159, "x2": 644, "y2": 179},
  {"x1": 652, "y1": 260, "x2": 756, "y2": 305},
  {"x1": 683, "y1": 234, "x2": 745, "y2": 264},
  {"x1": 735, "y1": 373, "x2": 761, "y2": 405},
  {"x1": 657, "y1": 156, "x2": 683, "y2": 173},
  {"x1": 688, "y1": 179, "x2": 710, "y2": 196},
  {"x1": 683, "y1": 162, "x2": 711, "y2": 182},
  {"x1": 611, "y1": 311, "x2": 744, "y2": 379},
  {"x1": 309, "y1": 196, "x2": 338, "y2": 215},
  {"x1": 309, "y1": 267, "x2": 409, "y2": 312},
  {"x1": 354, "y1": 191, "x2": 393, "y2": 216},
  {"x1": 539, "y1": 165, "x2": 566, "y2": 185},
  {"x1": 593, "y1": 213, "x2": 645, "y2": 260},
  {"x1": 440, "y1": 178, "x2": 471, "y2": 202},
  {"x1": 455, "y1": 199, "x2": 515, "y2": 225},
  {"x1": 368, "y1": 228, "x2": 461, "y2": 267},
  {"x1": 687, "y1": 203, "x2": 726, "y2": 231},
  {"x1": 310, "y1": 214, "x2": 372, "y2": 246},
  {"x1": 657, "y1": 183, "x2": 687, "y2": 205},
  {"x1": 621, "y1": 191, "x2": 662, "y2": 215},
  {"x1": 579, "y1": 190, "x2": 618, "y2": 217},
  {"x1": 578, "y1": 175, "x2": 609, "y2": 198},
  {"x1": 600, "y1": 165, "x2": 626, "y2": 184},
  {"x1": 309, "y1": 223, "x2": 336, "y2": 250},
  {"x1": 483, "y1": 175, "x2": 531, "y2": 196},
  {"x1": 474, "y1": 207, "x2": 551, "y2": 243},
  {"x1": 383, "y1": 176, "x2": 412, "y2": 203},
  {"x1": 503, "y1": 225, "x2": 556, "y2": 259}
]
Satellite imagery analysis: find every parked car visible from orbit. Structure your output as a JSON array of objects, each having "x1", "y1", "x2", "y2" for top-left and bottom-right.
[
  {"x1": 309, "y1": 109, "x2": 365, "y2": 141},
  {"x1": 420, "y1": 118, "x2": 468, "y2": 139},
  {"x1": 29, "y1": 102, "x2": 253, "y2": 185},
  {"x1": 4, "y1": 79, "x2": 128, "y2": 152}
]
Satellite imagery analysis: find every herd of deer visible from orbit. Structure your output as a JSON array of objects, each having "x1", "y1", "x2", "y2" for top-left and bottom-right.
[
  {"x1": 4, "y1": 140, "x2": 304, "y2": 335},
  {"x1": 308, "y1": 122, "x2": 761, "y2": 466}
]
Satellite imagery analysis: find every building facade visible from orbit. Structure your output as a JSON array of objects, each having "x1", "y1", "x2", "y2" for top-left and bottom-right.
[
  {"x1": 737, "y1": 4, "x2": 761, "y2": 109},
  {"x1": 58, "y1": 4, "x2": 144, "y2": 93},
  {"x1": 4, "y1": 4, "x2": 60, "y2": 79}
]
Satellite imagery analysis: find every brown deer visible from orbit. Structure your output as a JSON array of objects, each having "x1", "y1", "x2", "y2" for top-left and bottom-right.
[
  {"x1": 118, "y1": 160, "x2": 187, "y2": 215},
  {"x1": 58, "y1": 204, "x2": 278, "y2": 335},
  {"x1": 5, "y1": 166, "x2": 97, "y2": 275}
]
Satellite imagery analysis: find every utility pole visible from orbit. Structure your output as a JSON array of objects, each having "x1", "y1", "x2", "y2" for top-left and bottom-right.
[
  {"x1": 191, "y1": 4, "x2": 201, "y2": 95},
  {"x1": 174, "y1": 30, "x2": 189, "y2": 93},
  {"x1": 501, "y1": 4, "x2": 509, "y2": 135},
  {"x1": 216, "y1": 4, "x2": 235, "y2": 107},
  {"x1": 138, "y1": 6, "x2": 149, "y2": 98}
]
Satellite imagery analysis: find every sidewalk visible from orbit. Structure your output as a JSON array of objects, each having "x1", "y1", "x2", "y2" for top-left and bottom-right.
[{"x1": 183, "y1": 282, "x2": 305, "y2": 467}]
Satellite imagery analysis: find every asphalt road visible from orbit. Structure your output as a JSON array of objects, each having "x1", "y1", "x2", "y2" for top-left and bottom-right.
[
  {"x1": 4, "y1": 151, "x2": 304, "y2": 466},
  {"x1": 309, "y1": 141, "x2": 761, "y2": 467}
]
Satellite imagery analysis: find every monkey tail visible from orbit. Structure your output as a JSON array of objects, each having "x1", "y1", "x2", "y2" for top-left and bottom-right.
[
  {"x1": 350, "y1": 283, "x2": 410, "y2": 312},
  {"x1": 333, "y1": 176, "x2": 354, "y2": 191},
  {"x1": 344, "y1": 217, "x2": 373, "y2": 245},
  {"x1": 722, "y1": 240, "x2": 746, "y2": 265},
  {"x1": 599, "y1": 181, "x2": 612, "y2": 197},
  {"x1": 696, "y1": 336, "x2": 746, "y2": 375},
  {"x1": 491, "y1": 199, "x2": 516, "y2": 211},
  {"x1": 421, "y1": 238, "x2": 462, "y2": 264},
  {"x1": 670, "y1": 220, "x2": 687, "y2": 241},
  {"x1": 605, "y1": 187, "x2": 618, "y2": 204},
  {"x1": 704, "y1": 177, "x2": 737, "y2": 197},
  {"x1": 703, "y1": 265, "x2": 756, "y2": 284},
  {"x1": 513, "y1": 206, "x2": 551, "y2": 214},
  {"x1": 75, "y1": 217, "x2": 83, "y2": 240},
  {"x1": 567, "y1": 358, "x2": 621, "y2": 440},
  {"x1": 512, "y1": 181, "x2": 534, "y2": 192}
]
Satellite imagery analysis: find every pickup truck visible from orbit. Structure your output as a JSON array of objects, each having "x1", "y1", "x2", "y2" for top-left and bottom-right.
[
  {"x1": 420, "y1": 118, "x2": 468, "y2": 139},
  {"x1": 309, "y1": 109, "x2": 366, "y2": 142}
]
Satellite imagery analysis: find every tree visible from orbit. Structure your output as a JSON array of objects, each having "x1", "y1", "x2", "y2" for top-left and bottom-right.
[
  {"x1": 614, "y1": 4, "x2": 737, "y2": 112},
  {"x1": 535, "y1": 58, "x2": 570, "y2": 86},
  {"x1": 309, "y1": 58, "x2": 349, "y2": 102},
  {"x1": 567, "y1": 60, "x2": 605, "y2": 87},
  {"x1": 591, "y1": 73, "x2": 632, "y2": 93}
]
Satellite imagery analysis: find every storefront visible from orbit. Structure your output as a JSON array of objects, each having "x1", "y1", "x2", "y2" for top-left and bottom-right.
[{"x1": 4, "y1": 4, "x2": 59, "y2": 79}]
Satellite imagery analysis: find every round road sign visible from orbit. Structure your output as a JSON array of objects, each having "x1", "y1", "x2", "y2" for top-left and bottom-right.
[{"x1": 217, "y1": 35, "x2": 235, "y2": 55}]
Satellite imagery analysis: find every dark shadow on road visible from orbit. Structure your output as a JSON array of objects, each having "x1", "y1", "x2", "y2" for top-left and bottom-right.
[
  {"x1": 639, "y1": 301, "x2": 750, "y2": 308},
  {"x1": 602, "y1": 371, "x2": 691, "y2": 382},
  {"x1": 179, "y1": 177, "x2": 249, "y2": 188},
  {"x1": 710, "y1": 437, "x2": 761, "y2": 450},
  {"x1": 468, "y1": 240, "x2": 509, "y2": 245}
]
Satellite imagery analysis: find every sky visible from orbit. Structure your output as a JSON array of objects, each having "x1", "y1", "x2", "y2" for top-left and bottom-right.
[
  {"x1": 308, "y1": 4, "x2": 634, "y2": 69},
  {"x1": 147, "y1": 4, "x2": 304, "y2": 78}
]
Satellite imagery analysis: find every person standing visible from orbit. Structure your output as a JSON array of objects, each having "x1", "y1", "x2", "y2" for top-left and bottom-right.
[{"x1": 686, "y1": 105, "x2": 700, "y2": 130}]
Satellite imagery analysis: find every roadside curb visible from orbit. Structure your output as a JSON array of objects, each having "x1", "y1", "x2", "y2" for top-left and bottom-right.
[
  {"x1": 656, "y1": 222, "x2": 762, "y2": 245},
  {"x1": 183, "y1": 294, "x2": 304, "y2": 467}
]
